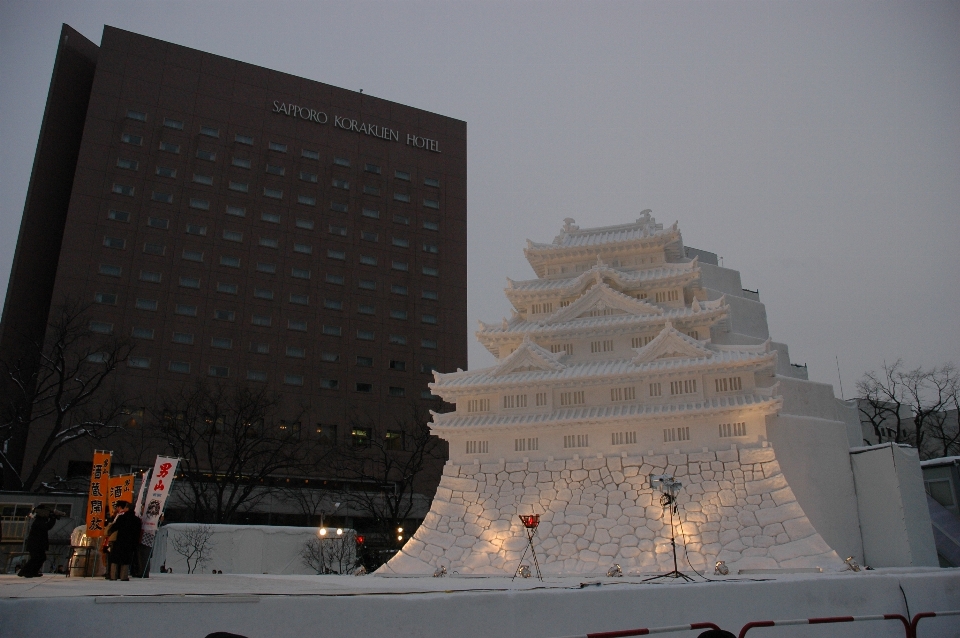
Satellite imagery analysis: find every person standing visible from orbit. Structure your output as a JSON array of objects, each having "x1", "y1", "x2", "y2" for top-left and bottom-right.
[
  {"x1": 17, "y1": 506, "x2": 63, "y2": 578},
  {"x1": 103, "y1": 501, "x2": 141, "y2": 581}
]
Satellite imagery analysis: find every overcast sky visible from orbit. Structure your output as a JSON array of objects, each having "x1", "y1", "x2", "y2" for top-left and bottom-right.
[{"x1": 1, "y1": 1, "x2": 958, "y2": 396}]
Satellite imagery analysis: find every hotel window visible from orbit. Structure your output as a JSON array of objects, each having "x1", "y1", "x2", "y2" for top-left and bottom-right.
[
  {"x1": 388, "y1": 387, "x2": 406, "y2": 398},
  {"x1": 649, "y1": 382, "x2": 662, "y2": 397},
  {"x1": 95, "y1": 292, "x2": 117, "y2": 305},
  {"x1": 393, "y1": 193, "x2": 410, "y2": 203},
  {"x1": 365, "y1": 163, "x2": 381, "y2": 174},
  {"x1": 422, "y1": 314, "x2": 437, "y2": 325},
  {"x1": 503, "y1": 394, "x2": 527, "y2": 409},
  {"x1": 331, "y1": 202, "x2": 348, "y2": 213},
  {"x1": 300, "y1": 171, "x2": 318, "y2": 183},
  {"x1": 466, "y1": 440, "x2": 489, "y2": 454},
  {"x1": 209, "y1": 366, "x2": 229, "y2": 378},
  {"x1": 266, "y1": 164, "x2": 285, "y2": 176},
  {"x1": 254, "y1": 288, "x2": 274, "y2": 300},
  {"x1": 363, "y1": 185, "x2": 380, "y2": 196},
  {"x1": 256, "y1": 262, "x2": 277, "y2": 274},
  {"x1": 560, "y1": 391, "x2": 585, "y2": 406},
  {"x1": 359, "y1": 279, "x2": 376, "y2": 290},
  {"x1": 193, "y1": 174, "x2": 213, "y2": 185},
  {"x1": 235, "y1": 134, "x2": 254, "y2": 145},
  {"x1": 296, "y1": 218, "x2": 315, "y2": 230},
  {"x1": 325, "y1": 274, "x2": 344, "y2": 285},
  {"x1": 355, "y1": 383, "x2": 373, "y2": 394},
  {"x1": 143, "y1": 243, "x2": 165, "y2": 256},
  {"x1": 663, "y1": 427, "x2": 691, "y2": 442},
  {"x1": 289, "y1": 294, "x2": 309, "y2": 305},
  {"x1": 719, "y1": 422, "x2": 747, "y2": 438},
  {"x1": 90, "y1": 321, "x2": 114, "y2": 335},
  {"x1": 222, "y1": 229, "x2": 243, "y2": 242},
  {"x1": 610, "y1": 387, "x2": 636, "y2": 402},
  {"x1": 128, "y1": 357, "x2": 151, "y2": 369},
  {"x1": 361, "y1": 231, "x2": 378, "y2": 242},
  {"x1": 158, "y1": 141, "x2": 179, "y2": 154},
  {"x1": 132, "y1": 327, "x2": 154, "y2": 339},
  {"x1": 226, "y1": 205, "x2": 246, "y2": 217},
  {"x1": 288, "y1": 320, "x2": 307, "y2": 332},
  {"x1": 421, "y1": 338, "x2": 438, "y2": 349},
  {"x1": 285, "y1": 375, "x2": 304, "y2": 386},
  {"x1": 332, "y1": 178, "x2": 349, "y2": 190},
  {"x1": 247, "y1": 370, "x2": 267, "y2": 382},
  {"x1": 103, "y1": 236, "x2": 126, "y2": 249},
  {"x1": 112, "y1": 184, "x2": 135, "y2": 197},
  {"x1": 385, "y1": 430, "x2": 403, "y2": 449},
  {"x1": 264, "y1": 188, "x2": 283, "y2": 199},
  {"x1": 135, "y1": 299, "x2": 157, "y2": 311},
  {"x1": 389, "y1": 360, "x2": 406, "y2": 371},
  {"x1": 179, "y1": 276, "x2": 200, "y2": 289},
  {"x1": 391, "y1": 285, "x2": 408, "y2": 296},
  {"x1": 214, "y1": 309, "x2": 235, "y2": 321},
  {"x1": 151, "y1": 191, "x2": 173, "y2": 203},
  {"x1": 420, "y1": 363, "x2": 436, "y2": 374},
  {"x1": 323, "y1": 325, "x2": 342, "y2": 336},
  {"x1": 126, "y1": 109, "x2": 147, "y2": 121},
  {"x1": 360, "y1": 255, "x2": 377, "y2": 266},
  {"x1": 392, "y1": 237, "x2": 409, "y2": 248},
  {"x1": 259, "y1": 237, "x2": 279, "y2": 249},
  {"x1": 229, "y1": 181, "x2": 249, "y2": 192},
  {"x1": 116, "y1": 157, "x2": 138, "y2": 170},
  {"x1": 422, "y1": 242, "x2": 439, "y2": 254},
  {"x1": 121, "y1": 133, "x2": 143, "y2": 146},
  {"x1": 189, "y1": 198, "x2": 210, "y2": 210},
  {"x1": 356, "y1": 355, "x2": 373, "y2": 367},
  {"x1": 196, "y1": 149, "x2": 216, "y2": 161},
  {"x1": 175, "y1": 304, "x2": 198, "y2": 317},
  {"x1": 670, "y1": 379, "x2": 698, "y2": 395},
  {"x1": 358, "y1": 304, "x2": 375, "y2": 315},
  {"x1": 390, "y1": 310, "x2": 407, "y2": 320},
  {"x1": 261, "y1": 212, "x2": 280, "y2": 223},
  {"x1": 361, "y1": 208, "x2": 380, "y2": 220},
  {"x1": 302, "y1": 149, "x2": 320, "y2": 160},
  {"x1": 424, "y1": 177, "x2": 440, "y2": 188},
  {"x1": 563, "y1": 434, "x2": 589, "y2": 448},
  {"x1": 514, "y1": 437, "x2": 538, "y2": 452},
  {"x1": 422, "y1": 266, "x2": 439, "y2": 277},
  {"x1": 329, "y1": 225, "x2": 348, "y2": 237},
  {"x1": 297, "y1": 195, "x2": 316, "y2": 206},
  {"x1": 357, "y1": 330, "x2": 375, "y2": 341},
  {"x1": 99, "y1": 264, "x2": 122, "y2": 277},
  {"x1": 715, "y1": 377, "x2": 743, "y2": 393},
  {"x1": 250, "y1": 342, "x2": 269, "y2": 354},
  {"x1": 185, "y1": 224, "x2": 207, "y2": 236},
  {"x1": 251, "y1": 314, "x2": 271, "y2": 326},
  {"x1": 217, "y1": 283, "x2": 238, "y2": 294},
  {"x1": 220, "y1": 256, "x2": 240, "y2": 268},
  {"x1": 156, "y1": 166, "x2": 176, "y2": 178},
  {"x1": 288, "y1": 347, "x2": 307, "y2": 359},
  {"x1": 394, "y1": 170, "x2": 410, "y2": 181},
  {"x1": 611, "y1": 431, "x2": 638, "y2": 445},
  {"x1": 324, "y1": 298, "x2": 343, "y2": 310},
  {"x1": 389, "y1": 334, "x2": 407, "y2": 345},
  {"x1": 211, "y1": 337, "x2": 232, "y2": 350},
  {"x1": 139, "y1": 271, "x2": 162, "y2": 283},
  {"x1": 182, "y1": 249, "x2": 204, "y2": 262},
  {"x1": 108, "y1": 209, "x2": 130, "y2": 222},
  {"x1": 172, "y1": 332, "x2": 194, "y2": 344},
  {"x1": 200, "y1": 126, "x2": 220, "y2": 138},
  {"x1": 327, "y1": 249, "x2": 347, "y2": 261},
  {"x1": 423, "y1": 220, "x2": 439, "y2": 231},
  {"x1": 320, "y1": 379, "x2": 339, "y2": 390},
  {"x1": 320, "y1": 352, "x2": 339, "y2": 364},
  {"x1": 269, "y1": 142, "x2": 287, "y2": 152},
  {"x1": 163, "y1": 118, "x2": 184, "y2": 130},
  {"x1": 423, "y1": 199, "x2": 440, "y2": 209},
  {"x1": 333, "y1": 157, "x2": 350, "y2": 167},
  {"x1": 466, "y1": 399, "x2": 490, "y2": 413},
  {"x1": 422, "y1": 290, "x2": 439, "y2": 300}
]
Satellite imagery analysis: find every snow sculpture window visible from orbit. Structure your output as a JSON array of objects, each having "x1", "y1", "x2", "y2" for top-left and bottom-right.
[
  {"x1": 590, "y1": 340, "x2": 614, "y2": 353},
  {"x1": 563, "y1": 434, "x2": 589, "y2": 448},
  {"x1": 550, "y1": 343, "x2": 574, "y2": 355},
  {"x1": 502, "y1": 394, "x2": 527, "y2": 409},
  {"x1": 670, "y1": 379, "x2": 698, "y2": 395},
  {"x1": 611, "y1": 431, "x2": 637, "y2": 445},
  {"x1": 719, "y1": 422, "x2": 746, "y2": 437},
  {"x1": 559, "y1": 391, "x2": 585, "y2": 406},
  {"x1": 610, "y1": 387, "x2": 636, "y2": 402},
  {"x1": 715, "y1": 377, "x2": 743, "y2": 393},
  {"x1": 514, "y1": 438, "x2": 538, "y2": 452},
  {"x1": 535, "y1": 392, "x2": 548, "y2": 406},
  {"x1": 632, "y1": 335, "x2": 656, "y2": 348},
  {"x1": 466, "y1": 440, "x2": 489, "y2": 454},
  {"x1": 663, "y1": 427, "x2": 690, "y2": 442},
  {"x1": 649, "y1": 382, "x2": 662, "y2": 397},
  {"x1": 466, "y1": 398, "x2": 490, "y2": 413}
]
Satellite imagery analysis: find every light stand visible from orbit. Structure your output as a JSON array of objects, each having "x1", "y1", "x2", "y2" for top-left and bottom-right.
[
  {"x1": 643, "y1": 474, "x2": 695, "y2": 582},
  {"x1": 512, "y1": 514, "x2": 543, "y2": 581}
]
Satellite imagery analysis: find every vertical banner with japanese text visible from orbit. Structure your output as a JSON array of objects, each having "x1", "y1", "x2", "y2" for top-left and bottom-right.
[
  {"x1": 139, "y1": 456, "x2": 179, "y2": 547},
  {"x1": 84, "y1": 451, "x2": 112, "y2": 538},
  {"x1": 108, "y1": 474, "x2": 135, "y2": 512},
  {"x1": 134, "y1": 469, "x2": 151, "y2": 517}
]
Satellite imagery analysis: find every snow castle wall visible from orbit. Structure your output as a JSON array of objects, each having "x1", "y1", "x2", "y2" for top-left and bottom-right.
[{"x1": 382, "y1": 444, "x2": 843, "y2": 575}]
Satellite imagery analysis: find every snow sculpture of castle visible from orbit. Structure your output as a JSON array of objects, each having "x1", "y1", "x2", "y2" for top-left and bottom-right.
[{"x1": 382, "y1": 213, "x2": 882, "y2": 575}]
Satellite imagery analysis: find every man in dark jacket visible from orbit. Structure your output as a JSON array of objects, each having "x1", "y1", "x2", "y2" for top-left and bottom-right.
[
  {"x1": 104, "y1": 500, "x2": 141, "y2": 581},
  {"x1": 17, "y1": 506, "x2": 62, "y2": 577}
]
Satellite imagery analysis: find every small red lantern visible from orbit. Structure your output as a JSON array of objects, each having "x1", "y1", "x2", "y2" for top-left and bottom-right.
[
  {"x1": 519, "y1": 514, "x2": 540, "y2": 529},
  {"x1": 355, "y1": 535, "x2": 364, "y2": 545}
]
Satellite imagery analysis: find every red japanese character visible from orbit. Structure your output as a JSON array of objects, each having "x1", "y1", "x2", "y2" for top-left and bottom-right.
[{"x1": 157, "y1": 462, "x2": 172, "y2": 478}]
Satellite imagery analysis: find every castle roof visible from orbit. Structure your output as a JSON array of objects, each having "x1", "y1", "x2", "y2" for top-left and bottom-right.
[{"x1": 506, "y1": 260, "x2": 699, "y2": 295}]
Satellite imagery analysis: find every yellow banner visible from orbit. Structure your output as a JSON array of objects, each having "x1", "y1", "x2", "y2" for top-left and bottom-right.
[
  {"x1": 108, "y1": 474, "x2": 135, "y2": 513},
  {"x1": 84, "y1": 451, "x2": 111, "y2": 538}
]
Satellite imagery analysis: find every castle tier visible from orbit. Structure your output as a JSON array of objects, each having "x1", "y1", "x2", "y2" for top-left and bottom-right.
[{"x1": 382, "y1": 214, "x2": 844, "y2": 576}]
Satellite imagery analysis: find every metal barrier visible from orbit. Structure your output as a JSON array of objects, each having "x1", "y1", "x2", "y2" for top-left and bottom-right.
[
  {"x1": 738, "y1": 614, "x2": 910, "y2": 638},
  {"x1": 911, "y1": 611, "x2": 960, "y2": 637},
  {"x1": 556, "y1": 622, "x2": 723, "y2": 638}
]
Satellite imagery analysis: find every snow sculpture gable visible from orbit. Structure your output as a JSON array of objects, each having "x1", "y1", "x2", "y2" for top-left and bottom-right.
[
  {"x1": 632, "y1": 321, "x2": 714, "y2": 364},
  {"x1": 543, "y1": 283, "x2": 662, "y2": 325},
  {"x1": 491, "y1": 337, "x2": 566, "y2": 376}
]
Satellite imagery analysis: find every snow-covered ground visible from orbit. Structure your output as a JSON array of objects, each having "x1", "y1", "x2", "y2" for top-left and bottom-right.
[{"x1": 1, "y1": 567, "x2": 958, "y2": 638}]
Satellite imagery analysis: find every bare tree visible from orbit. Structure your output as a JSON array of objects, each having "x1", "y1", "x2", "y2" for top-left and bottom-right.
[
  {"x1": 857, "y1": 360, "x2": 959, "y2": 459},
  {"x1": 0, "y1": 299, "x2": 133, "y2": 490},
  {"x1": 333, "y1": 404, "x2": 446, "y2": 547},
  {"x1": 171, "y1": 524, "x2": 216, "y2": 574},
  {"x1": 300, "y1": 535, "x2": 329, "y2": 574},
  {"x1": 300, "y1": 530, "x2": 357, "y2": 574},
  {"x1": 149, "y1": 380, "x2": 315, "y2": 523}
]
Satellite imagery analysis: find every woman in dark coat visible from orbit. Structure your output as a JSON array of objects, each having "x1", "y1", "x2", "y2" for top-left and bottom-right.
[
  {"x1": 104, "y1": 500, "x2": 141, "y2": 581},
  {"x1": 17, "y1": 506, "x2": 62, "y2": 577}
]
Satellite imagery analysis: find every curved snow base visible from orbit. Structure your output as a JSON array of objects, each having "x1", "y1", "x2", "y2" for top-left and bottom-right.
[{"x1": 382, "y1": 445, "x2": 843, "y2": 575}]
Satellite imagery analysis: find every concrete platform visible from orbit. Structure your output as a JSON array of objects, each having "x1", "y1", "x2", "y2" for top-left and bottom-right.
[{"x1": 1, "y1": 568, "x2": 958, "y2": 638}]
